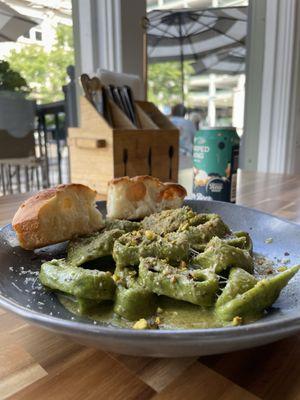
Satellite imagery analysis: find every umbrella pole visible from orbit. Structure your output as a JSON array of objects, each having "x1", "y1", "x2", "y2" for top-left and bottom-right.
[
  {"x1": 179, "y1": 14, "x2": 185, "y2": 105},
  {"x1": 180, "y1": 41, "x2": 185, "y2": 104},
  {"x1": 143, "y1": 30, "x2": 148, "y2": 100},
  {"x1": 141, "y1": 17, "x2": 149, "y2": 101}
]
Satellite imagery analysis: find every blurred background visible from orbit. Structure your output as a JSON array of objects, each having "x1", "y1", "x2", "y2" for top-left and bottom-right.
[{"x1": 0, "y1": 0, "x2": 298, "y2": 195}]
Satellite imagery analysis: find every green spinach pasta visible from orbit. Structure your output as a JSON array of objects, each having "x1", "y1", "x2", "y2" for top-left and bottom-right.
[{"x1": 38, "y1": 207, "x2": 300, "y2": 329}]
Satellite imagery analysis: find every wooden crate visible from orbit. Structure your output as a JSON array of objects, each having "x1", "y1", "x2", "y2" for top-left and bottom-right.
[{"x1": 68, "y1": 96, "x2": 179, "y2": 194}]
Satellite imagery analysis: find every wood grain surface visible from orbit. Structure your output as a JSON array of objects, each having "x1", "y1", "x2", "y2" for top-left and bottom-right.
[{"x1": 1, "y1": 170, "x2": 300, "y2": 400}]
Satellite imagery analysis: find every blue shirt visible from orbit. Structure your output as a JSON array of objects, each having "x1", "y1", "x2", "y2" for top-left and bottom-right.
[{"x1": 170, "y1": 116, "x2": 196, "y2": 156}]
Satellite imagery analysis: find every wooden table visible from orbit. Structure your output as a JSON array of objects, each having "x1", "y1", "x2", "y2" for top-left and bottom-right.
[{"x1": 1, "y1": 170, "x2": 300, "y2": 400}]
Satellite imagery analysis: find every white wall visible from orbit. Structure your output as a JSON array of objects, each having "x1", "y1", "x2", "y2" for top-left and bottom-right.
[
  {"x1": 72, "y1": 0, "x2": 146, "y2": 88},
  {"x1": 257, "y1": 0, "x2": 299, "y2": 173},
  {"x1": 242, "y1": 0, "x2": 300, "y2": 174},
  {"x1": 286, "y1": 1, "x2": 300, "y2": 173},
  {"x1": 240, "y1": 0, "x2": 266, "y2": 171}
]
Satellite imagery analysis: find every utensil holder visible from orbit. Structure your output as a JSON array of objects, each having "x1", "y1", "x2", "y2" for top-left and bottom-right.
[{"x1": 68, "y1": 96, "x2": 179, "y2": 194}]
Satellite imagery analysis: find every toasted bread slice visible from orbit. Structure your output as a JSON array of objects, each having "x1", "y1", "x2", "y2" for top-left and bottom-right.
[
  {"x1": 13, "y1": 183, "x2": 104, "y2": 249},
  {"x1": 107, "y1": 176, "x2": 187, "y2": 220}
]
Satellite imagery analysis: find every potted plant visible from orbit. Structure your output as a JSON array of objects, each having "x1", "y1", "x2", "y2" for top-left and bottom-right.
[{"x1": 0, "y1": 60, "x2": 30, "y2": 98}]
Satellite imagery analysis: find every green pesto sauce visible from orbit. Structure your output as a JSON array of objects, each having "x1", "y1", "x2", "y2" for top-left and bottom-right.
[
  {"x1": 58, "y1": 295, "x2": 259, "y2": 329},
  {"x1": 58, "y1": 294, "x2": 222, "y2": 329},
  {"x1": 58, "y1": 255, "x2": 272, "y2": 330}
]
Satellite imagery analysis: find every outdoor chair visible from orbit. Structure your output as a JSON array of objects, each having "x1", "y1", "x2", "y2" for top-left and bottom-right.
[{"x1": 0, "y1": 129, "x2": 46, "y2": 196}]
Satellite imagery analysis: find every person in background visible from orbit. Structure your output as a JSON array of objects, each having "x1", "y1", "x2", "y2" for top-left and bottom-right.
[
  {"x1": 190, "y1": 111, "x2": 202, "y2": 131},
  {"x1": 170, "y1": 103, "x2": 196, "y2": 169}
]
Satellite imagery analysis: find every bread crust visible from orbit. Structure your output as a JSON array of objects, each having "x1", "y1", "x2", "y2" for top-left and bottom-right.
[
  {"x1": 13, "y1": 183, "x2": 103, "y2": 249},
  {"x1": 159, "y1": 183, "x2": 187, "y2": 200},
  {"x1": 108, "y1": 176, "x2": 187, "y2": 198},
  {"x1": 107, "y1": 176, "x2": 187, "y2": 220}
]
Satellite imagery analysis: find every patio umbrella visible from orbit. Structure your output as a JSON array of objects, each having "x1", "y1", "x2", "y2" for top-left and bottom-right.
[
  {"x1": 192, "y1": 43, "x2": 245, "y2": 75},
  {"x1": 0, "y1": 1, "x2": 37, "y2": 42},
  {"x1": 147, "y1": 6, "x2": 248, "y2": 102}
]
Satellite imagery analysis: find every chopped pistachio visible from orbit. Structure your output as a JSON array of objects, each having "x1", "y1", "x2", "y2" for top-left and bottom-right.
[
  {"x1": 187, "y1": 210, "x2": 195, "y2": 218},
  {"x1": 178, "y1": 222, "x2": 189, "y2": 232},
  {"x1": 278, "y1": 266, "x2": 288, "y2": 272},
  {"x1": 145, "y1": 230, "x2": 156, "y2": 241},
  {"x1": 133, "y1": 318, "x2": 148, "y2": 330},
  {"x1": 264, "y1": 238, "x2": 273, "y2": 244},
  {"x1": 232, "y1": 316, "x2": 243, "y2": 326}
]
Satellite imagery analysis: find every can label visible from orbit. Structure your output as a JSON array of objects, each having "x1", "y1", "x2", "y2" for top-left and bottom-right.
[{"x1": 193, "y1": 128, "x2": 240, "y2": 202}]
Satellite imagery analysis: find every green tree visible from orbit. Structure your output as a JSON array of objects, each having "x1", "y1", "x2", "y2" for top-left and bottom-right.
[
  {"x1": 6, "y1": 24, "x2": 74, "y2": 103},
  {"x1": 148, "y1": 61, "x2": 194, "y2": 108}
]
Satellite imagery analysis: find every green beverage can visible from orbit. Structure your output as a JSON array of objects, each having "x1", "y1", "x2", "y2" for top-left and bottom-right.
[{"x1": 193, "y1": 127, "x2": 240, "y2": 202}]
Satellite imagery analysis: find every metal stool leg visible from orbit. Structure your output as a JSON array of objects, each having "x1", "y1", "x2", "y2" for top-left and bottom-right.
[
  {"x1": 25, "y1": 166, "x2": 30, "y2": 192},
  {"x1": 36, "y1": 166, "x2": 40, "y2": 190},
  {"x1": 30, "y1": 166, "x2": 34, "y2": 190},
  {"x1": 16, "y1": 165, "x2": 21, "y2": 193},
  {"x1": 7, "y1": 164, "x2": 13, "y2": 194},
  {"x1": 0, "y1": 164, "x2": 5, "y2": 196}
]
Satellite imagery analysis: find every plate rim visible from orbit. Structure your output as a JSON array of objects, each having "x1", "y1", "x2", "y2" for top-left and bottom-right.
[{"x1": 0, "y1": 293, "x2": 300, "y2": 340}]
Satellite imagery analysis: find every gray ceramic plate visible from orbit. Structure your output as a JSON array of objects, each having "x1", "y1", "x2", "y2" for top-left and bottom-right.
[{"x1": 1, "y1": 200, "x2": 300, "y2": 357}]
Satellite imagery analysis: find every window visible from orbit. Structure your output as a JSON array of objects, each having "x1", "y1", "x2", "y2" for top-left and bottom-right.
[
  {"x1": 23, "y1": 31, "x2": 30, "y2": 39},
  {"x1": 147, "y1": 0, "x2": 158, "y2": 7},
  {"x1": 35, "y1": 31, "x2": 42, "y2": 41}
]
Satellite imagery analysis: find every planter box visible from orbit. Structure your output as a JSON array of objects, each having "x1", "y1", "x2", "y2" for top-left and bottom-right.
[
  {"x1": 0, "y1": 91, "x2": 35, "y2": 138},
  {"x1": 0, "y1": 91, "x2": 36, "y2": 158}
]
